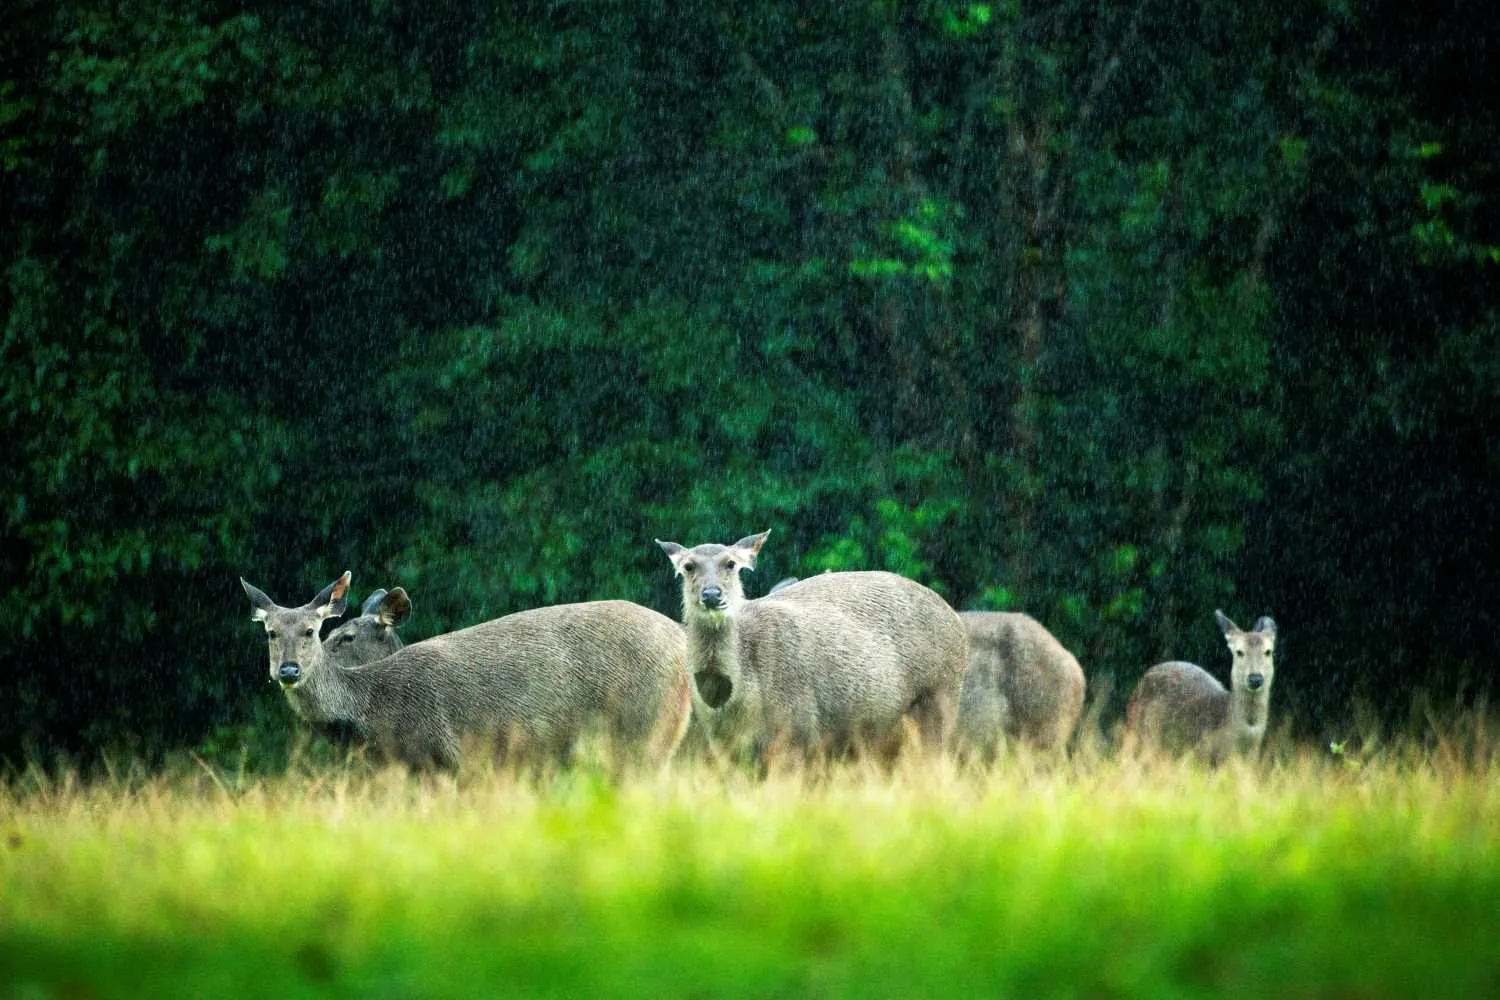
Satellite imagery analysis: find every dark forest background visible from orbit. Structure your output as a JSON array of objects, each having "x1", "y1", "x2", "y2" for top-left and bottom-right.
[{"x1": 2, "y1": 0, "x2": 1496, "y2": 764}]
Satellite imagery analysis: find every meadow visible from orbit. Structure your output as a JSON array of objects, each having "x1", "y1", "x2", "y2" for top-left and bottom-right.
[{"x1": 2, "y1": 722, "x2": 1497, "y2": 1000}]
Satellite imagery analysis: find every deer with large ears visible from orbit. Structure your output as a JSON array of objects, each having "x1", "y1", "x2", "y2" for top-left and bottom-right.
[
  {"x1": 655, "y1": 530, "x2": 968, "y2": 766},
  {"x1": 257, "y1": 581, "x2": 412, "y2": 744},
  {"x1": 1124, "y1": 610, "x2": 1278, "y2": 760},
  {"x1": 241, "y1": 572, "x2": 692, "y2": 771}
]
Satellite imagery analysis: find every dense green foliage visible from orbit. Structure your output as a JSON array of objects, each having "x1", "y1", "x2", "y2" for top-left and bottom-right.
[
  {"x1": 2, "y1": 0, "x2": 1496, "y2": 758},
  {"x1": 2, "y1": 749, "x2": 1497, "y2": 998}
]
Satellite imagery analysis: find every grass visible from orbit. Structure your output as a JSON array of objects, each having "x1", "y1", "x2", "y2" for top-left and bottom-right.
[{"x1": 1, "y1": 725, "x2": 1497, "y2": 1000}]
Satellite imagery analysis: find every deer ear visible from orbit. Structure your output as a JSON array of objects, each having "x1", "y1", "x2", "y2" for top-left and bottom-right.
[
  {"x1": 308, "y1": 571, "x2": 351, "y2": 619},
  {"x1": 360, "y1": 589, "x2": 389, "y2": 616},
  {"x1": 1214, "y1": 609, "x2": 1240, "y2": 636},
  {"x1": 241, "y1": 578, "x2": 275, "y2": 621},
  {"x1": 656, "y1": 539, "x2": 685, "y2": 563},
  {"x1": 378, "y1": 588, "x2": 413, "y2": 627},
  {"x1": 1253, "y1": 616, "x2": 1277, "y2": 637},
  {"x1": 732, "y1": 530, "x2": 771, "y2": 568}
]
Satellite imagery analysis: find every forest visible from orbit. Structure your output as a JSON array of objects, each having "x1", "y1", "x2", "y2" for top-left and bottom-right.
[{"x1": 2, "y1": 0, "x2": 1497, "y2": 764}]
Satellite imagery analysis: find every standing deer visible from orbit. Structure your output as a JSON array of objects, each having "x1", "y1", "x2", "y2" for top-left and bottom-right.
[
  {"x1": 286, "y1": 586, "x2": 412, "y2": 745},
  {"x1": 956, "y1": 611, "x2": 1086, "y2": 758},
  {"x1": 241, "y1": 572, "x2": 692, "y2": 770},
  {"x1": 656, "y1": 531, "x2": 968, "y2": 765},
  {"x1": 1124, "y1": 610, "x2": 1278, "y2": 760},
  {"x1": 755, "y1": 582, "x2": 1081, "y2": 758}
]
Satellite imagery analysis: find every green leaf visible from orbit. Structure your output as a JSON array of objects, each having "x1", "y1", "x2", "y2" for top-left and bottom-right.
[
  {"x1": 1419, "y1": 182, "x2": 1459, "y2": 211},
  {"x1": 1109, "y1": 544, "x2": 1140, "y2": 575},
  {"x1": 1279, "y1": 135, "x2": 1308, "y2": 169},
  {"x1": 784, "y1": 125, "x2": 817, "y2": 147},
  {"x1": 849, "y1": 259, "x2": 907, "y2": 278}
]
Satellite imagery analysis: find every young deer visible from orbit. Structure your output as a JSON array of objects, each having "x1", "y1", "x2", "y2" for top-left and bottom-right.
[
  {"x1": 1125, "y1": 610, "x2": 1278, "y2": 760},
  {"x1": 322, "y1": 587, "x2": 411, "y2": 666},
  {"x1": 956, "y1": 611, "x2": 1086, "y2": 758},
  {"x1": 241, "y1": 572, "x2": 692, "y2": 770},
  {"x1": 656, "y1": 531, "x2": 968, "y2": 765}
]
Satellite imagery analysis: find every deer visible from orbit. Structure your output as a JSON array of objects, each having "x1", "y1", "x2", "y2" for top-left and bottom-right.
[
  {"x1": 655, "y1": 531, "x2": 969, "y2": 766},
  {"x1": 241, "y1": 572, "x2": 692, "y2": 771},
  {"x1": 322, "y1": 587, "x2": 411, "y2": 666},
  {"x1": 756, "y1": 583, "x2": 1084, "y2": 758},
  {"x1": 277, "y1": 585, "x2": 413, "y2": 745},
  {"x1": 1124, "y1": 610, "x2": 1278, "y2": 760},
  {"x1": 955, "y1": 611, "x2": 1086, "y2": 759}
]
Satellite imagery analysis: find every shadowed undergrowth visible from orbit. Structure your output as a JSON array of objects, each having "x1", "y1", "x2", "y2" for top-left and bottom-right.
[{"x1": 1, "y1": 725, "x2": 1497, "y2": 1000}]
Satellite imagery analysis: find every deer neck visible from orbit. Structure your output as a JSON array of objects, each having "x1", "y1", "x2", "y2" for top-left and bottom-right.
[
  {"x1": 1227, "y1": 684, "x2": 1270, "y2": 750},
  {"x1": 283, "y1": 653, "x2": 373, "y2": 732},
  {"x1": 685, "y1": 608, "x2": 742, "y2": 680}
]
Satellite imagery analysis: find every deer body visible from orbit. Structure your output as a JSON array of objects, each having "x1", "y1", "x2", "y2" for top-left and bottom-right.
[
  {"x1": 956, "y1": 611, "x2": 1085, "y2": 757},
  {"x1": 686, "y1": 597, "x2": 910, "y2": 759},
  {"x1": 657, "y1": 533, "x2": 968, "y2": 764},
  {"x1": 1125, "y1": 611, "x2": 1277, "y2": 760},
  {"x1": 243, "y1": 574, "x2": 691, "y2": 770}
]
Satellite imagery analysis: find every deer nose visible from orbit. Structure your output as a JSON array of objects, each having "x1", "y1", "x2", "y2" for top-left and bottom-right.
[
  {"x1": 1247, "y1": 673, "x2": 1264, "y2": 690},
  {"x1": 700, "y1": 586, "x2": 725, "y2": 609},
  {"x1": 278, "y1": 663, "x2": 302, "y2": 685}
]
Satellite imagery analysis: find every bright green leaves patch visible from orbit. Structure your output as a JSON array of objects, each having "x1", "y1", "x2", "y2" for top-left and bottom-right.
[
  {"x1": 850, "y1": 198, "x2": 958, "y2": 284},
  {"x1": 939, "y1": 3, "x2": 995, "y2": 39},
  {"x1": 784, "y1": 125, "x2": 818, "y2": 148}
]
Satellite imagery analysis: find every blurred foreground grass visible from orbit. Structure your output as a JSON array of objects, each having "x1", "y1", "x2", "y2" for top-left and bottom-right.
[{"x1": 1, "y1": 729, "x2": 1497, "y2": 1000}]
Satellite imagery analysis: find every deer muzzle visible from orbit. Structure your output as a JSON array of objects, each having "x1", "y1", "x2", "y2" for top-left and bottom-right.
[
  {"x1": 699, "y1": 586, "x2": 725, "y2": 610},
  {"x1": 1246, "y1": 673, "x2": 1264, "y2": 691},
  {"x1": 277, "y1": 662, "x2": 303, "y2": 686}
]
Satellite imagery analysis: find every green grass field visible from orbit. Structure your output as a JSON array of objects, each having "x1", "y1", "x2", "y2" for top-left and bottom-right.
[{"x1": 2, "y1": 729, "x2": 1497, "y2": 1000}]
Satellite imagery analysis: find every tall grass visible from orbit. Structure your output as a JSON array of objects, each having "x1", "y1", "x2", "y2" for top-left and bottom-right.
[{"x1": 2, "y1": 716, "x2": 1497, "y2": 1000}]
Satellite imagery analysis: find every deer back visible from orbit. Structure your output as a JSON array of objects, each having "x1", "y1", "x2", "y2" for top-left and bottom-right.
[
  {"x1": 1125, "y1": 661, "x2": 1229, "y2": 753},
  {"x1": 958, "y1": 611, "x2": 1085, "y2": 753},
  {"x1": 364, "y1": 599, "x2": 689, "y2": 765},
  {"x1": 762, "y1": 571, "x2": 968, "y2": 699},
  {"x1": 728, "y1": 596, "x2": 908, "y2": 755}
]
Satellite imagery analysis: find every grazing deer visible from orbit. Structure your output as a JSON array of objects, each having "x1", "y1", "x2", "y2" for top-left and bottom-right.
[
  {"x1": 1125, "y1": 610, "x2": 1278, "y2": 760},
  {"x1": 241, "y1": 572, "x2": 692, "y2": 770},
  {"x1": 655, "y1": 531, "x2": 968, "y2": 765},
  {"x1": 956, "y1": 611, "x2": 1086, "y2": 758}
]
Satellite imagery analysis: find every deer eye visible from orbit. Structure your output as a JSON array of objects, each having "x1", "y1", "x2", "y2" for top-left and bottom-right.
[
  {"x1": 722, "y1": 561, "x2": 736, "y2": 573},
  {"x1": 304, "y1": 628, "x2": 316, "y2": 638},
  {"x1": 681, "y1": 561, "x2": 698, "y2": 575},
  {"x1": 337, "y1": 633, "x2": 354, "y2": 644},
  {"x1": 267, "y1": 630, "x2": 279, "y2": 640},
  {"x1": 1235, "y1": 649, "x2": 1245, "y2": 657}
]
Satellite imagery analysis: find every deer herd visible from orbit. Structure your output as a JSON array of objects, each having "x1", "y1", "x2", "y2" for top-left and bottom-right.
[{"x1": 242, "y1": 530, "x2": 1277, "y2": 772}]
